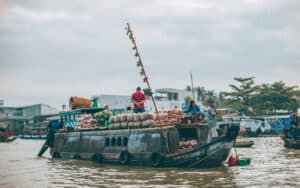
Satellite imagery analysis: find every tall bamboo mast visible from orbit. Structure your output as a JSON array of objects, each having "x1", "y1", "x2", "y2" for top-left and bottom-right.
[{"x1": 125, "y1": 23, "x2": 169, "y2": 152}]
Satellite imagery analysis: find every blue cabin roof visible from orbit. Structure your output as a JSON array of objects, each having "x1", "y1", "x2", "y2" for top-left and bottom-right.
[{"x1": 60, "y1": 108, "x2": 105, "y2": 117}]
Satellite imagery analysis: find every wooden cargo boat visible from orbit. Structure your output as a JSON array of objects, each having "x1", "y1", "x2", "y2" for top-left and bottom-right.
[{"x1": 48, "y1": 115, "x2": 239, "y2": 168}]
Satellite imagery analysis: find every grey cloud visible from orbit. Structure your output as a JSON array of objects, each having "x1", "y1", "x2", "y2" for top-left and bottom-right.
[{"x1": 0, "y1": 0, "x2": 299, "y2": 107}]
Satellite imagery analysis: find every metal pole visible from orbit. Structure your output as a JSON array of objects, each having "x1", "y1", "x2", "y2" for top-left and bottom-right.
[{"x1": 190, "y1": 71, "x2": 195, "y2": 101}]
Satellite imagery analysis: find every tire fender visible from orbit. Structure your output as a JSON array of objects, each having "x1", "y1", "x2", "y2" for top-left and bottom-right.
[
  {"x1": 150, "y1": 152, "x2": 163, "y2": 167},
  {"x1": 119, "y1": 150, "x2": 130, "y2": 164}
]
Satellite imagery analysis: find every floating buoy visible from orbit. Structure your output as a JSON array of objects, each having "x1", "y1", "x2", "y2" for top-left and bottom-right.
[
  {"x1": 228, "y1": 155, "x2": 238, "y2": 167},
  {"x1": 150, "y1": 152, "x2": 163, "y2": 167},
  {"x1": 119, "y1": 150, "x2": 130, "y2": 164},
  {"x1": 237, "y1": 157, "x2": 251, "y2": 166}
]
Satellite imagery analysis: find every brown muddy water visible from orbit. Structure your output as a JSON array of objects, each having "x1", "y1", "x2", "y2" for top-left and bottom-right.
[{"x1": 0, "y1": 137, "x2": 300, "y2": 188}]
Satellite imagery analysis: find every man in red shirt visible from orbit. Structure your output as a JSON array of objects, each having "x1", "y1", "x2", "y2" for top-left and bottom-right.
[{"x1": 131, "y1": 87, "x2": 146, "y2": 113}]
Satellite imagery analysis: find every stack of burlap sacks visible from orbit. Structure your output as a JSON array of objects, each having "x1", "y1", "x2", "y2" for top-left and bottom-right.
[
  {"x1": 76, "y1": 114, "x2": 97, "y2": 129},
  {"x1": 109, "y1": 113, "x2": 155, "y2": 129},
  {"x1": 109, "y1": 109, "x2": 184, "y2": 129}
]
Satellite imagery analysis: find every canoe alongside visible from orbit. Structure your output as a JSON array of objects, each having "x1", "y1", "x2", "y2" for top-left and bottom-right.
[
  {"x1": 0, "y1": 136, "x2": 17, "y2": 142},
  {"x1": 49, "y1": 124, "x2": 240, "y2": 168},
  {"x1": 19, "y1": 135, "x2": 47, "y2": 140},
  {"x1": 234, "y1": 140, "x2": 255, "y2": 148},
  {"x1": 281, "y1": 136, "x2": 300, "y2": 149}
]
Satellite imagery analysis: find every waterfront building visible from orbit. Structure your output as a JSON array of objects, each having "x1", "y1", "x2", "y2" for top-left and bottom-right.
[
  {"x1": 0, "y1": 104, "x2": 59, "y2": 134},
  {"x1": 92, "y1": 88, "x2": 202, "y2": 112}
]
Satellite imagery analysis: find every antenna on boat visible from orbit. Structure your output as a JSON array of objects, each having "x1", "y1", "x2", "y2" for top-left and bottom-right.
[
  {"x1": 125, "y1": 23, "x2": 169, "y2": 152},
  {"x1": 190, "y1": 71, "x2": 195, "y2": 101}
]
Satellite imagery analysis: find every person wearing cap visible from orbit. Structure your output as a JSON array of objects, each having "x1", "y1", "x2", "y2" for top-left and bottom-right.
[
  {"x1": 182, "y1": 96, "x2": 192, "y2": 113},
  {"x1": 207, "y1": 98, "x2": 218, "y2": 142},
  {"x1": 131, "y1": 87, "x2": 146, "y2": 113}
]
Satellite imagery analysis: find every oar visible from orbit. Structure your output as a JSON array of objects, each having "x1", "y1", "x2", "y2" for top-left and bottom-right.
[{"x1": 37, "y1": 129, "x2": 55, "y2": 156}]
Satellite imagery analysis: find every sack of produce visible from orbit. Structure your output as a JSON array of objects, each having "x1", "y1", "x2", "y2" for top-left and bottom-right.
[
  {"x1": 109, "y1": 123, "x2": 115, "y2": 129},
  {"x1": 109, "y1": 116, "x2": 116, "y2": 123},
  {"x1": 120, "y1": 114, "x2": 127, "y2": 122},
  {"x1": 128, "y1": 121, "x2": 134, "y2": 128},
  {"x1": 133, "y1": 114, "x2": 141, "y2": 121},
  {"x1": 140, "y1": 113, "x2": 153, "y2": 121},
  {"x1": 114, "y1": 122, "x2": 121, "y2": 129},
  {"x1": 87, "y1": 119, "x2": 96, "y2": 124},
  {"x1": 168, "y1": 114, "x2": 177, "y2": 119},
  {"x1": 153, "y1": 113, "x2": 167, "y2": 120},
  {"x1": 169, "y1": 118, "x2": 178, "y2": 124},
  {"x1": 141, "y1": 120, "x2": 154, "y2": 128},
  {"x1": 127, "y1": 114, "x2": 134, "y2": 121},
  {"x1": 176, "y1": 109, "x2": 184, "y2": 115},
  {"x1": 120, "y1": 122, "x2": 128, "y2": 129},
  {"x1": 115, "y1": 115, "x2": 121, "y2": 122},
  {"x1": 133, "y1": 121, "x2": 142, "y2": 128}
]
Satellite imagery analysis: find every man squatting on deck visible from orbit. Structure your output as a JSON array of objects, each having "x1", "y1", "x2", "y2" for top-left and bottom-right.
[{"x1": 131, "y1": 87, "x2": 146, "y2": 113}]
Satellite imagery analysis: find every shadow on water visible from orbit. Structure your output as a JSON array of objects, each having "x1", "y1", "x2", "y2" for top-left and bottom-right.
[
  {"x1": 47, "y1": 159, "x2": 237, "y2": 188},
  {"x1": 1, "y1": 138, "x2": 300, "y2": 187}
]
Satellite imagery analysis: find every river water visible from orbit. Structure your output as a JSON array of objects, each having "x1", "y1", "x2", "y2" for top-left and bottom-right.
[{"x1": 0, "y1": 137, "x2": 300, "y2": 188}]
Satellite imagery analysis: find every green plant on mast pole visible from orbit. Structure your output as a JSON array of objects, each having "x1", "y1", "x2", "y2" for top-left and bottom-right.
[{"x1": 125, "y1": 23, "x2": 169, "y2": 152}]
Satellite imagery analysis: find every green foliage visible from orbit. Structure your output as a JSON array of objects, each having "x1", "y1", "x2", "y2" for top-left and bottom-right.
[
  {"x1": 143, "y1": 88, "x2": 153, "y2": 96},
  {"x1": 185, "y1": 85, "x2": 192, "y2": 91},
  {"x1": 195, "y1": 87, "x2": 218, "y2": 106},
  {"x1": 252, "y1": 81, "x2": 299, "y2": 115},
  {"x1": 223, "y1": 77, "x2": 299, "y2": 115},
  {"x1": 186, "y1": 77, "x2": 299, "y2": 116},
  {"x1": 223, "y1": 77, "x2": 258, "y2": 115}
]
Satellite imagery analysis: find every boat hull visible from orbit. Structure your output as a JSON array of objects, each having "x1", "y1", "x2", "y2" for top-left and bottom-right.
[
  {"x1": 49, "y1": 125, "x2": 239, "y2": 168},
  {"x1": 163, "y1": 137, "x2": 234, "y2": 168}
]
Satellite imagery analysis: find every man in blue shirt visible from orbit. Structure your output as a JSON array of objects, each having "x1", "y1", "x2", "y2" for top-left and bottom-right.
[{"x1": 187, "y1": 100, "x2": 203, "y2": 123}]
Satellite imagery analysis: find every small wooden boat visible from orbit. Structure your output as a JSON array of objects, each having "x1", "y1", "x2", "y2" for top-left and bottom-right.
[
  {"x1": 281, "y1": 136, "x2": 300, "y2": 149},
  {"x1": 19, "y1": 135, "x2": 47, "y2": 139},
  {"x1": 280, "y1": 112, "x2": 300, "y2": 149},
  {"x1": 0, "y1": 135, "x2": 17, "y2": 142},
  {"x1": 234, "y1": 140, "x2": 254, "y2": 148}
]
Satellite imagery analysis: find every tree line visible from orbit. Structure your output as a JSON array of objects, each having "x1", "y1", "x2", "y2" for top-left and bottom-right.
[{"x1": 186, "y1": 77, "x2": 300, "y2": 116}]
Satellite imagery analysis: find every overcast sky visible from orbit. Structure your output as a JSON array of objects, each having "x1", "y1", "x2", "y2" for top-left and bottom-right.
[{"x1": 0, "y1": 0, "x2": 299, "y2": 109}]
